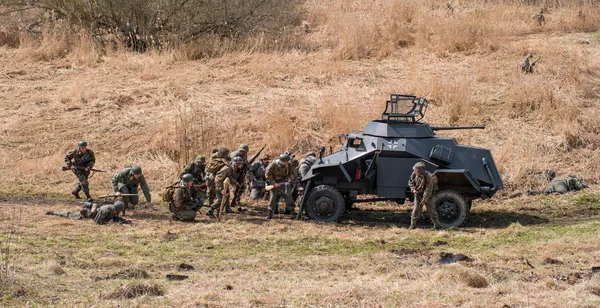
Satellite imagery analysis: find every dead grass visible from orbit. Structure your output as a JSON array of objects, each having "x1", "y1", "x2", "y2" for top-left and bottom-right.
[
  {"x1": 435, "y1": 263, "x2": 490, "y2": 288},
  {"x1": 105, "y1": 282, "x2": 165, "y2": 299}
]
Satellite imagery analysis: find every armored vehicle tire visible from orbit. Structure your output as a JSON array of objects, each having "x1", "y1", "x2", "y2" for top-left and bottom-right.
[
  {"x1": 433, "y1": 190, "x2": 469, "y2": 229},
  {"x1": 305, "y1": 185, "x2": 345, "y2": 222}
]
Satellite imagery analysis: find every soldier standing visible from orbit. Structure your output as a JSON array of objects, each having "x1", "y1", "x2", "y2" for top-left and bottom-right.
[
  {"x1": 170, "y1": 174, "x2": 203, "y2": 222},
  {"x1": 247, "y1": 154, "x2": 271, "y2": 200},
  {"x1": 205, "y1": 148, "x2": 234, "y2": 219},
  {"x1": 265, "y1": 153, "x2": 296, "y2": 219},
  {"x1": 111, "y1": 165, "x2": 153, "y2": 212},
  {"x1": 230, "y1": 144, "x2": 249, "y2": 163},
  {"x1": 64, "y1": 140, "x2": 96, "y2": 200},
  {"x1": 408, "y1": 162, "x2": 439, "y2": 230}
]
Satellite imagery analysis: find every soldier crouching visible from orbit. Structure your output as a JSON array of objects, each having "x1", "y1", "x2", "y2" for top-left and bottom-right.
[
  {"x1": 169, "y1": 174, "x2": 203, "y2": 222},
  {"x1": 408, "y1": 162, "x2": 440, "y2": 230}
]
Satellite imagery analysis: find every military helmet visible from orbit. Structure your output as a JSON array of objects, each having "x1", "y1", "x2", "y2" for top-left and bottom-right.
[
  {"x1": 216, "y1": 147, "x2": 230, "y2": 158},
  {"x1": 413, "y1": 162, "x2": 426, "y2": 172},
  {"x1": 182, "y1": 173, "x2": 194, "y2": 183},
  {"x1": 232, "y1": 157, "x2": 244, "y2": 165},
  {"x1": 279, "y1": 153, "x2": 291, "y2": 162},
  {"x1": 305, "y1": 151, "x2": 317, "y2": 158},
  {"x1": 545, "y1": 170, "x2": 556, "y2": 181},
  {"x1": 78, "y1": 140, "x2": 87, "y2": 147},
  {"x1": 113, "y1": 201, "x2": 125, "y2": 212},
  {"x1": 211, "y1": 148, "x2": 218, "y2": 153},
  {"x1": 239, "y1": 144, "x2": 249, "y2": 152},
  {"x1": 196, "y1": 155, "x2": 206, "y2": 163},
  {"x1": 261, "y1": 153, "x2": 271, "y2": 161},
  {"x1": 131, "y1": 165, "x2": 142, "y2": 175},
  {"x1": 84, "y1": 200, "x2": 93, "y2": 208}
]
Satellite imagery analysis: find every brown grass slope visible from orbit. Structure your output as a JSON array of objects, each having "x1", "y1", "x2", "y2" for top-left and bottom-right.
[{"x1": 1, "y1": 1, "x2": 600, "y2": 198}]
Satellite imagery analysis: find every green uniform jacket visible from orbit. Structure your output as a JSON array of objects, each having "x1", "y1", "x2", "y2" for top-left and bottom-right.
[
  {"x1": 65, "y1": 148, "x2": 95, "y2": 168},
  {"x1": 111, "y1": 168, "x2": 151, "y2": 202},
  {"x1": 179, "y1": 162, "x2": 206, "y2": 184},
  {"x1": 93, "y1": 204, "x2": 118, "y2": 224}
]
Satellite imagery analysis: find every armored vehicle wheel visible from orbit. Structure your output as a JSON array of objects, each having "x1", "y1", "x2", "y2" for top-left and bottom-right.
[
  {"x1": 433, "y1": 190, "x2": 469, "y2": 228},
  {"x1": 305, "y1": 185, "x2": 345, "y2": 222}
]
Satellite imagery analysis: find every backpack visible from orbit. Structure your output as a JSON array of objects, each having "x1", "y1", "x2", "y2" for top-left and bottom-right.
[
  {"x1": 162, "y1": 181, "x2": 180, "y2": 203},
  {"x1": 206, "y1": 159, "x2": 226, "y2": 174}
]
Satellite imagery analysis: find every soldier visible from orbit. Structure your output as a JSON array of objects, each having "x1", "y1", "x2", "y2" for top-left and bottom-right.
[
  {"x1": 205, "y1": 148, "x2": 235, "y2": 219},
  {"x1": 111, "y1": 165, "x2": 153, "y2": 212},
  {"x1": 527, "y1": 174, "x2": 588, "y2": 195},
  {"x1": 519, "y1": 54, "x2": 538, "y2": 73},
  {"x1": 299, "y1": 152, "x2": 317, "y2": 179},
  {"x1": 408, "y1": 162, "x2": 440, "y2": 230},
  {"x1": 231, "y1": 144, "x2": 249, "y2": 163},
  {"x1": 265, "y1": 153, "x2": 297, "y2": 219},
  {"x1": 93, "y1": 201, "x2": 131, "y2": 224},
  {"x1": 169, "y1": 174, "x2": 203, "y2": 222},
  {"x1": 180, "y1": 155, "x2": 207, "y2": 207},
  {"x1": 247, "y1": 154, "x2": 271, "y2": 200},
  {"x1": 64, "y1": 140, "x2": 96, "y2": 200},
  {"x1": 46, "y1": 201, "x2": 131, "y2": 224},
  {"x1": 223, "y1": 157, "x2": 246, "y2": 213}
]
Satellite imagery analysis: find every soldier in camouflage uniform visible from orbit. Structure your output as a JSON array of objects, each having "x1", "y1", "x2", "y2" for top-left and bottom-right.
[
  {"x1": 265, "y1": 153, "x2": 296, "y2": 219},
  {"x1": 111, "y1": 165, "x2": 153, "y2": 212},
  {"x1": 408, "y1": 162, "x2": 439, "y2": 230},
  {"x1": 170, "y1": 174, "x2": 203, "y2": 222},
  {"x1": 180, "y1": 155, "x2": 206, "y2": 207},
  {"x1": 206, "y1": 148, "x2": 220, "y2": 205},
  {"x1": 527, "y1": 175, "x2": 588, "y2": 195},
  {"x1": 64, "y1": 140, "x2": 96, "y2": 200},
  {"x1": 230, "y1": 144, "x2": 249, "y2": 163},
  {"x1": 247, "y1": 154, "x2": 271, "y2": 200},
  {"x1": 205, "y1": 148, "x2": 235, "y2": 219}
]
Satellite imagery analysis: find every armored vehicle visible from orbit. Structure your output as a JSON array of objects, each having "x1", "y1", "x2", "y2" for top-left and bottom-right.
[{"x1": 299, "y1": 94, "x2": 503, "y2": 228}]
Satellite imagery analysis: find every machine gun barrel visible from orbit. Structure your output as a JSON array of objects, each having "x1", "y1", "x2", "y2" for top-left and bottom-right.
[{"x1": 431, "y1": 125, "x2": 485, "y2": 131}]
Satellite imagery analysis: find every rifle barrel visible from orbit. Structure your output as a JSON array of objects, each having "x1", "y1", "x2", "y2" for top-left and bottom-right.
[{"x1": 431, "y1": 126, "x2": 485, "y2": 131}]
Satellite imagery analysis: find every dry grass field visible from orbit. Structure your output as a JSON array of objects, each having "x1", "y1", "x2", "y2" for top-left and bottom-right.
[{"x1": 1, "y1": 0, "x2": 600, "y2": 306}]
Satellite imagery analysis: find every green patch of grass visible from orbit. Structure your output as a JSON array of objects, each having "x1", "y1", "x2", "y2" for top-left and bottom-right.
[{"x1": 571, "y1": 193, "x2": 600, "y2": 207}]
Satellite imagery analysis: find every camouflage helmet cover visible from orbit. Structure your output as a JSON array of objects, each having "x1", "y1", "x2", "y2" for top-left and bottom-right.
[
  {"x1": 78, "y1": 140, "x2": 87, "y2": 147},
  {"x1": 131, "y1": 165, "x2": 142, "y2": 175},
  {"x1": 239, "y1": 144, "x2": 249, "y2": 152},
  {"x1": 261, "y1": 153, "x2": 271, "y2": 160},
  {"x1": 114, "y1": 201, "x2": 126, "y2": 212},
  {"x1": 216, "y1": 147, "x2": 230, "y2": 158},
  {"x1": 196, "y1": 155, "x2": 206, "y2": 163},
  {"x1": 182, "y1": 173, "x2": 194, "y2": 183}
]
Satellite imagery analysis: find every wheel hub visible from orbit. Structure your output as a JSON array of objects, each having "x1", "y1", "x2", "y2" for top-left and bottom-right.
[
  {"x1": 437, "y1": 200, "x2": 459, "y2": 223},
  {"x1": 313, "y1": 196, "x2": 334, "y2": 217}
]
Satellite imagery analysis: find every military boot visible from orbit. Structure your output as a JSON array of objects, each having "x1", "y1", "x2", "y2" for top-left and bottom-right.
[
  {"x1": 206, "y1": 208, "x2": 217, "y2": 219},
  {"x1": 83, "y1": 191, "x2": 92, "y2": 200},
  {"x1": 408, "y1": 217, "x2": 416, "y2": 230},
  {"x1": 71, "y1": 189, "x2": 82, "y2": 199},
  {"x1": 266, "y1": 209, "x2": 274, "y2": 220},
  {"x1": 225, "y1": 205, "x2": 234, "y2": 213}
]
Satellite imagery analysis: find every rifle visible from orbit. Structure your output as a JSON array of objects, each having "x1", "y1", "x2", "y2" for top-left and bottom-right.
[
  {"x1": 62, "y1": 166, "x2": 105, "y2": 173},
  {"x1": 265, "y1": 181, "x2": 297, "y2": 193},
  {"x1": 230, "y1": 145, "x2": 266, "y2": 208},
  {"x1": 97, "y1": 194, "x2": 138, "y2": 198}
]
